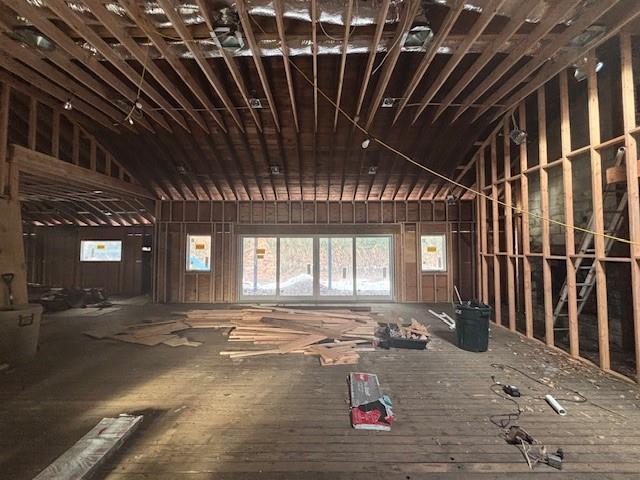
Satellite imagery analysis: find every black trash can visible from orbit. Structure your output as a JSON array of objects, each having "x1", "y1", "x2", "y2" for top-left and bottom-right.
[{"x1": 454, "y1": 301, "x2": 491, "y2": 352}]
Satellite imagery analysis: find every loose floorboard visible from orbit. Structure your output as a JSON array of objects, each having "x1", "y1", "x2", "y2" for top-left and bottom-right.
[{"x1": 1, "y1": 303, "x2": 640, "y2": 479}]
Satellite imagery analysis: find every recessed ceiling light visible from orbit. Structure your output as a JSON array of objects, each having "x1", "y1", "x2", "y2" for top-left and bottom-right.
[
  {"x1": 249, "y1": 98, "x2": 263, "y2": 109},
  {"x1": 572, "y1": 56, "x2": 604, "y2": 82},
  {"x1": 11, "y1": 27, "x2": 55, "y2": 51},
  {"x1": 368, "y1": 166, "x2": 378, "y2": 175},
  {"x1": 269, "y1": 165, "x2": 280, "y2": 175},
  {"x1": 381, "y1": 97, "x2": 397, "y2": 108},
  {"x1": 92, "y1": 190, "x2": 103, "y2": 194},
  {"x1": 402, "y1": 26, "x2": 433, "y2": 49}
]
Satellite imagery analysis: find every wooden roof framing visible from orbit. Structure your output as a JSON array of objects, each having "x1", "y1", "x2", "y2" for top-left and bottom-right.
[{"x1": 0, "y1": 0, "x2": 636, "y2": 211}]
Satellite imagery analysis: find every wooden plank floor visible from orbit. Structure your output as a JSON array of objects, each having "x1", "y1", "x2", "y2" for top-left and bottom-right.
[{"x1": 1, "y1": 303, "x2": 640, "y2": 479}]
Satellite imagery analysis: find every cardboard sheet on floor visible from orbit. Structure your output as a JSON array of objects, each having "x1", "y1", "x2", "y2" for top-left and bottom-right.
[{"x1": 33, "y1": 414, "x2": 143, "y2": 480}]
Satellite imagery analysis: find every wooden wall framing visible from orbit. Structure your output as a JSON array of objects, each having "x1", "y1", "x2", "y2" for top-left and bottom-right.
[
  {"x1": 154, "y1": 200, "x2": 476, "y2": 305},
  {"x1": 475, "y1": 34, "x2": 640, "y2": 382}
]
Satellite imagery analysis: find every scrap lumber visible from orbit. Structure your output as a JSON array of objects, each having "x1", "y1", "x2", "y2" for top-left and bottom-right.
[
  {"x1": 86, "y1": 306, "x2": 380, "y2": 364},
  {"x1": 33, "y1": 415, "x2": 142, "y2": 480}
]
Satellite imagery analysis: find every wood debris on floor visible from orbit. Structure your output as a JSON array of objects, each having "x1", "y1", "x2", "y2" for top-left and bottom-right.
[
  {"x1": 184, "y1": 307, "x2": 382, "y2": 365},
  {"x1": 33, "y1": 414, "x2": 143, "y2": 480},
  {"x1": 83, "y1": 307, "x2": 430, "y2": 364},
  {"x1": 84, "y1": 319, "x2": 197, "y2": 348}
]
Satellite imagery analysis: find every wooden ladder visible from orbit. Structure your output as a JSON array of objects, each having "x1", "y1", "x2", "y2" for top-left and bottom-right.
[{"x1": 553, "y1": 147, "x2": 627, "y2": 327}]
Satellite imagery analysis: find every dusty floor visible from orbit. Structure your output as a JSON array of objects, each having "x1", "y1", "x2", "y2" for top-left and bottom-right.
[{"x1": 1, "y1": 302, "x2": 640, "y2": 479}]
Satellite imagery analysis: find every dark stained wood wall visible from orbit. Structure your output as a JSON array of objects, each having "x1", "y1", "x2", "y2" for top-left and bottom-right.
[
  {"x1": 24, "y1": 226, "x2": 151, "y2": 296},
  {"x1": 155, "y1": 200, "x2": 476, "y2": 304}
]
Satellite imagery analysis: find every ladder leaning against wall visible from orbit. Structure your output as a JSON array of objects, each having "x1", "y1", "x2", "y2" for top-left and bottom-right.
[{"x1": 553, "y1": 147, "x2": 628, "y2": 328}]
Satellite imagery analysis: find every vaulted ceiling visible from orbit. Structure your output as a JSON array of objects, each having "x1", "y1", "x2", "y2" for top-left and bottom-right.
[{"x1": 2, "y1": 0, "x2": 639, "y2": 203}]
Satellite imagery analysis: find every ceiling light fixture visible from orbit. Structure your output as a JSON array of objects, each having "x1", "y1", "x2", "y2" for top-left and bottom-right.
[
  {"x1": 572, "y1": 56, "x2": 604, "y2": 82},
  {"x1": 249, "y1": 98, "x2": 263, "y2": 109},
  {"x1": 361, "y1": 137, "x2": 371, "y2": 149},
  {"x1": 64, "y1": 99, "x2": 73, "y2": 111},
  {"x1": 381, "y1": 97, "x2": 397, "y2": 108},
  {"x1": 269, "y1": 165, "x2": 280, "y2": 175},
  {"x1": 509, "y1": 113, "x2": 527, "y2": 145},
  {"x1": 402, "y1": 25, "x2": 433, "y2": 49},
  {"x1": 368, "y1": 166, "x2": 378, "y2": 175},
  {"x1": 11, "y1": 26, "x2": 55, "y2": 51}
]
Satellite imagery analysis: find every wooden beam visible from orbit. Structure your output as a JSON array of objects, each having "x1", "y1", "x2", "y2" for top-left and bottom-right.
[
  {"x1": 51, "y1": 110, "x2": 60, "y2": 159},
  {"x1": 333, "y1": 0, "x2": 354, "y2": 131},
  {"x1": 0, "y1": 32, "x2": 135, "y2": 131},
  {"x1": 490, "y1": 135, "x2": 501, "y2": 325},
  {"x1": 82, "y1": 0, "x2": 209, "y2": 132},
  {"x1": 192, "y1": 0, "x2": 260, "y2": 132},
  {"x1": 27, "y1": 97, "x2": 37, "y2": 150},
  {"x1": 365, "y1": 0, "x2": 420, "y2": 130},
  {"x1": 432, "y1": 1, "x2": 543, "y2": 123},
  {"x1": 354, "y1": 0, "x2": 391, "y2": 120},
  {"x1": 236, "y1": 1, "x2": 280, "y2": 132},
  {"x1": 44, "y1": 0, "x2": 187, "y2": 131},
  {"x1": 157, "y1": 0, "x2": 243, "y2": 131},
  {"x1": 10, "y1": 145, "x2": 155, "y2": 200},
  {"x1": 478, "y1": 149, "x2": 489, "y2": 304},
  {"x1": 479, "y1": 0, "x2": 637, "y2": 123},
  {"x1": 450, "y1": 0, "x2": 579, "y2": 123},
  {"x1": 1, "y1": 0, "x2": 170, "y2": 132},
  {"x1": 560, "y1": 70, "x2": 579, "y2": 358},
  {"x1": 0, "y1": 82, "x2": 9, "y2": 196},
  {"x1": 273, "y1": 0, "x2": 299, "y2": 132},
  {"x1": 503, "y1": 119, "x2": 516, "y2": 331},
  {"x1": 406, "y1": 0, "x2": 502, "y2": 124},
  {"x1": 537, "y1": 88, "x2": 554, "y2": 347},
  {"x1": 118, "y1": 1, "x2": 224, "y2": 133},
  {"x1": 620, "y1": 33, "x2": 640, "y2": 382},
  {"x1": 311, "y1": 0, "x2": 318, "y2": 133},
  {"x1": 519, "y1": 103, "x2": 533, "y2": 338},
  {"x1": 587, "y1": 53, "x2": 610, "y2": 370}
]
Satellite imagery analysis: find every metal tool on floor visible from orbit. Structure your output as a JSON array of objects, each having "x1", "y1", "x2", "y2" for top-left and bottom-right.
[{"x1": 1, "y1": 273, "x2": 15, "y2": 309}]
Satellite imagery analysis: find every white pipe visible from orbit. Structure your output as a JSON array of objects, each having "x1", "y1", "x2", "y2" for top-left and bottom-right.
[
  {"x1": 545, "y1": 394, "x2": 567, "y2": 416},
  {"x1": 428, "y1": 309, "x2": 455, "y2": 330}
]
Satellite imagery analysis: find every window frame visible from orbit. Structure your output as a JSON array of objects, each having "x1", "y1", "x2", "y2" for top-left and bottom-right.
[
  {"x1": 420, "y1": 233, "x2": 448, "y2": 272},
  {"x1": 186, "y1": 234, "x2": 212, "y2": 272},
  {"x1": 238, "y1": 234, "x2": 394, "y2": 302},
  {"x1": 79, "y1": 240, "x2": 123, "y2": 262}
]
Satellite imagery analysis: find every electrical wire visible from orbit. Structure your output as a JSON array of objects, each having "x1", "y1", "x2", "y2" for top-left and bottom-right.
[
  {"x1": 124, "y1": 46, "x2": 150, "y2": 125},
  {"x1": 371, "y1": 3, "x2": 413, "y2": 76},
  {"x1": 316, "y1": 0, "x2": 358, "y2": 42},
  {"x1": 248, "y1": 12, "x2": 638, "y2": 248},
  {"x1": 491, "y1": 363, "x2": 587, "y2": 404}
]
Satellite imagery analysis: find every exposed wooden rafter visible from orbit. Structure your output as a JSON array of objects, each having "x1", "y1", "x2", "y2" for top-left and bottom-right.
[
  {"x1": 406, "y1": 0, "x2": 504, "y2": 124},
  {"x1": 393, "y1": 0, "x2": 465, "y2": 124},
  {"x1": 450, "y1": 0, "x2": 582, "y2": 123},
  {"x1": 156, "y1": 0, "x2": 244, "y2": 131}
]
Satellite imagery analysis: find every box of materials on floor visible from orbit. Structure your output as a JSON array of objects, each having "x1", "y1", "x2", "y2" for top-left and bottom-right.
[
  {"x1": 348, "y1": 372, "x2": 394, "y2": 431},
  {"x1": 377, "y1": 318, "x2": 430, "y2": 350}
]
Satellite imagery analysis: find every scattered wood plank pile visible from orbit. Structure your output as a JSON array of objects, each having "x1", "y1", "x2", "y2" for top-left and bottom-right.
[
  {"x1": 84, "y1": 306, "x2": 388, "y2": 364},
  {"x1": 183, "y1": 307, "x2": 381, "y2": 365},
  {"x1": 84, "y1": 320, "x2": 202, "y2": 347}
]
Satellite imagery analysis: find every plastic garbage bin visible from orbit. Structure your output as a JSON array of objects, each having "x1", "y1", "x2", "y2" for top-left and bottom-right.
[
  {"x1": 454, "y1": 301, "x2": 491, "y2": 352},
  {"x1": 0, "y1": 304, "x2": 43, "y2": 363}
]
